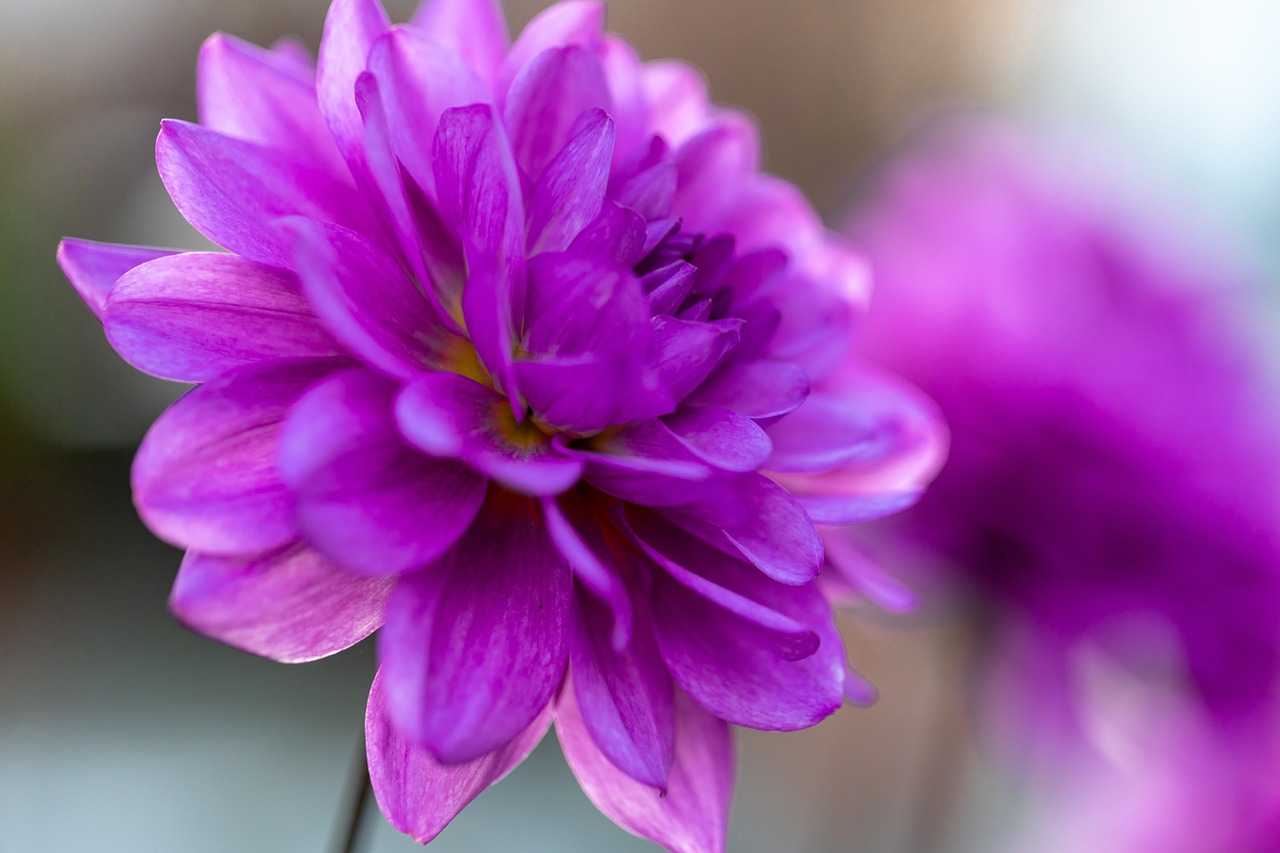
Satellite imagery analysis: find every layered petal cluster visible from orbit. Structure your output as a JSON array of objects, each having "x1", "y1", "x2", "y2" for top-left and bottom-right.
[
  {"x1": 842, "y1": 117, "x2": 1280, "y2": 845},
  {"x1": 57, "y1": 1, "x2": 943, "y2": 848}
]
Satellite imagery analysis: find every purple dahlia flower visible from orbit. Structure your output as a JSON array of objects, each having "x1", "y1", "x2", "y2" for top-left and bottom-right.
[
  {"x1": 840, "y1": 117, "x2": 1280, "y2": 843},
  {"x1": 57, "y1": 0, "x2": 942, "y2": 847}
]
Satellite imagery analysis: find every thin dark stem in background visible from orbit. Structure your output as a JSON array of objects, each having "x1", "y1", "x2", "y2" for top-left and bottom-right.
[{"x1": 331, "y1": 732, "x2": 372, "y2": 853}]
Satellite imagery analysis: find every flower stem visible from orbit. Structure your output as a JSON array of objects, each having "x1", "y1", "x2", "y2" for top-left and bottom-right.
[{"x1": 331, "y1": 733, "x2": 371, "y2": 853}]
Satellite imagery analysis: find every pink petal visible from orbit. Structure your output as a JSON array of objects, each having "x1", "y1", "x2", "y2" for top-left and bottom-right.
[
  {"x1": 498, "y1": 0, "x2": 605, "y2": 98},
  {"x1": 367, "y1": 669, "x2": 551, "y2": 844},
  {"x1": 286, "y1": 217, "x2": 459, "y2": 381},
  {"x1": 56, "y1": 238, "x2": 176, "y2": 319},
  {"x1": 569, "y1": 588, "x2": 675, "y2": 789},
  {"x1": 171, "y1": 542, "x2": 394, "y2": 662},
  {"x1": 378, "y1": 492, "x2": 572, "y2": 762},
  {"x1": 660, "y1": 406, "x2": 772, "y2": 473},
  {"x1": 687, "y1": 358, "x2": 809, "y2": 419},
  {"x1": 156, "y1": 119, "x2": 374, "y2": 269},
  {"x1": 504, "y1": 44, "x2": 611, "y2": 183},
  {"x1": 103, "y1": 252, "x2": 343, "y2": 383},
  {"x1": 133, "y1": 358, "x2": 340, "y2": 554},
  {"x1": 526, "y1": 108, "x2": 615, "y2": 254},
  {"x1": 409, "y1": 0, "x2": 510, "y2": 87},
  {"x1": 279, "y1": 367, "x2": 486, "y2": 577},
  {"x1": 542, "y1": 494, "x2": 632, "y2": 649},
  {"x1": 316, "y1": 0, "x2": 390, "y2": 185},
  {"x1": 559, "y1": 682, "x2": 733, "y2": 853},
  {"x1": 197, "y1": 32, "x2": 347, "y2": 178}
]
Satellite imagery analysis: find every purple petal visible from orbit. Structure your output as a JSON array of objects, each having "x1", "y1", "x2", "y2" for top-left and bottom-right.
[
  {"x1": 316, "y1": 0, "x2": 389, "y2": 184},
  {"x1": 559, "y1": 683, "x2": 733, "y2": 853},
  {"x1": 569, "y1": 200, "x2": 648, "y2": 267},
  {"x1": 279, "y1": 368, "x2": 486, "y2": 576},
  {"x1": 799, "y1": 490, "x2": 921, "y2": 525},
  {"x1": 672, "y1": 112, "x2": 760, "y2": 233},
  {"x1": 365, "y1": 27, "x2": 489, "y2": 200},
  {"x1": 433, "y1": 104, "x2": 525, "y2": 395},
  {"x1": 527, "y1": 109, "x2": 615, "y2": 254},
  {"x1": 504, "y1": 45, "x2": 611, "y2": 184},
  {"x1": 673, "y1": 474, "x2": 823, "y2": 585},
  {"x1": 642, "y1": 261, "x2": 696, "y2": 316},
  {"x1": 498, "y1": 0, "x2": 605, "y2": 97},
  {"x1": 171, "y1": 542, "x2": 394, "y2": 662},
  {"x1": 156, "y1": 120, "x2": 374, "y2": 268},
  {"x1": 624, "y1": 509, "x2": 819, "y2": 661},
  {"x1": 616, "y1": 160, "x2": 677, "y2": 221},
  {"x1": 286, "y1": 217, "x2": 460, "y2": 381},
  {"x1": 820, "y1": 529, "x2": 918, "y2": 614},
  {"x1": 197, "y1": 32, "x2": 347, "y2": 177},
  {"x1": 569, "y1": 588, "x2": 675, "y2": 789},
  {"x1": 646, "y1": 316, "x2": 743, "y2": 405},
  {"x1": 367, "y1": 669, "x2": 550, "y2": 844},
  {"x1": 516, "y1": 253, "x2": 651, "y2": 433},
  {"x1": 103, "y1": 252, "x2": 343, "y2": 383},
  {"x1": 56, "y1": 238, "x2": 176, "y2": 319},
  {"x1": 542, "y1": 496, "x2": 632, "y2": 649},
  {"x1": 661, "y1": 406, "x2": 771, "y2": 473},
  {"x1": 635, "y1": 512, "x2": 844, "y2": 730},
  {"x1": 378, "y1": 493, "x2": 571, "y2": 762},
  {"x1": 410, "y1": 0, "x2": 509, "y2": 87},
  {"x1": 396, "y1": 371, "x2": 584, "y2": 495},
  {"x1": 133, "y1": 358, "x2": 340, "y2": 554},
  {"x1": 688, "y1": 358, "x2": 810, "y2": 419}
]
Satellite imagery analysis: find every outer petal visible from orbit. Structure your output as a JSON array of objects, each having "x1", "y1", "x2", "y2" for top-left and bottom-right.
[
  {"x1": 156, "y1": 120, "x2": 373, "y2": 268},
  {"x1": 774, "y1": 365, "x2": 948, "y2": 496},
  {"x1": 570, "y1": 587, "x2": 675, "y2": 789},
  {"x1": 687, "y1": 358, "x2": 809, "y2": 419},
  {"x1": 644, "y1": 524, "x2": 845, "y2": 730},
  {"x1": 671, "y1": 113, "x2": 760, "y2": 233},
  {"x1": 378, "y1": 492, "x2": 571, "y2": 762},
  {"x1": 56, "y1": 239, "x2": 176, "y2": 319},
  {"x1": 196, "y1": 32, "x2": 347, "y2": 177},
  {"x1": 316, "y1": 0, "x2": 390, "y2": 183},
  {"x1": 497, "y1": 0, "x2": 605, "y2": 97},
  {"x1": 673, "y1": 474, "x2": 824, "y2": 586},
  {"x1": 526, "y1": 109, "x2": 615, "y2": 254},
  {"x1": 286, "y1": 217, "x2": 459, "y2": 381},
  {"x1": 170, "y1": 542, "x2": 394, "y2": 663},
  {"x1": 542, "y1": 495, "x2": 632, "y2": 649},
  {"x1": 504, "y1": 44, "x2": 611, "y2": 184},
  {"x1": 367, "y1": 669, "x2": 551, "y2": 845},
  {"x1": 279, "y1": 368, "x2": 486, "y2": 577},
  {"x1": 410, "y1": 0, "x2": 510, "y2": 87},
  {"x1": 625, "y1": 509, "x2": 820, "y2": 662},
  {"x1": 133, "y1": 358, "x2": 340, "y2": 554},
  {"x1": 364, "y1": 26, "x2": 490, "y2": 200},
  {"x1": 641, "y1": 60, "x2": 712, "y2": 149},
  {"x1": 660, "y1": 406, "x2": 771, "y2": 473},
  {"x1": 103, "y1": 252, "x2": 343, "y2": 383},
  {"x1": 559, "y1": 683, "x2": 733, "y2": 853}
]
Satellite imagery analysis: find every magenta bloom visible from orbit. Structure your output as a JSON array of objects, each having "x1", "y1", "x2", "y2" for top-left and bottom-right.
[
  {"x1": 843, "y1": 118, "x2": 1280, "y2": 768},
  {"x1": 57, "y1": 0, "x2": 941, "y2": 847}
]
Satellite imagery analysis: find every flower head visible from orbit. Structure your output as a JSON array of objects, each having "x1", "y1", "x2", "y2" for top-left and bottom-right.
[
  {"x1": 57, "y1": 0, "x2": 942, "y2": 848},
  {"x1": 841, "y1": 116, "x2": 1280, "y2": 842}
]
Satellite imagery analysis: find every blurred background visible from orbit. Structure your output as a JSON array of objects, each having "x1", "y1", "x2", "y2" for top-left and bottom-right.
[{"x1": 4, "y1": 1, "x2": 1280, "y2": 850}]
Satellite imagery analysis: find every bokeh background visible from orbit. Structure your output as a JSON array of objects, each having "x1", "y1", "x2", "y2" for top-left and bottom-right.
[{"x1": 3, "y1": 1, "x2": 1280, "y2": 850}]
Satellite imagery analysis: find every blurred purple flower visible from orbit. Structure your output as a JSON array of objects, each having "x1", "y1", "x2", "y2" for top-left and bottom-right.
[
  {"x1": 841, "y1": 116, "x2": 1280, "y2": 844},
  {"x1": 56, "y1": 0, "x2": 942, "y2": 848}
]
